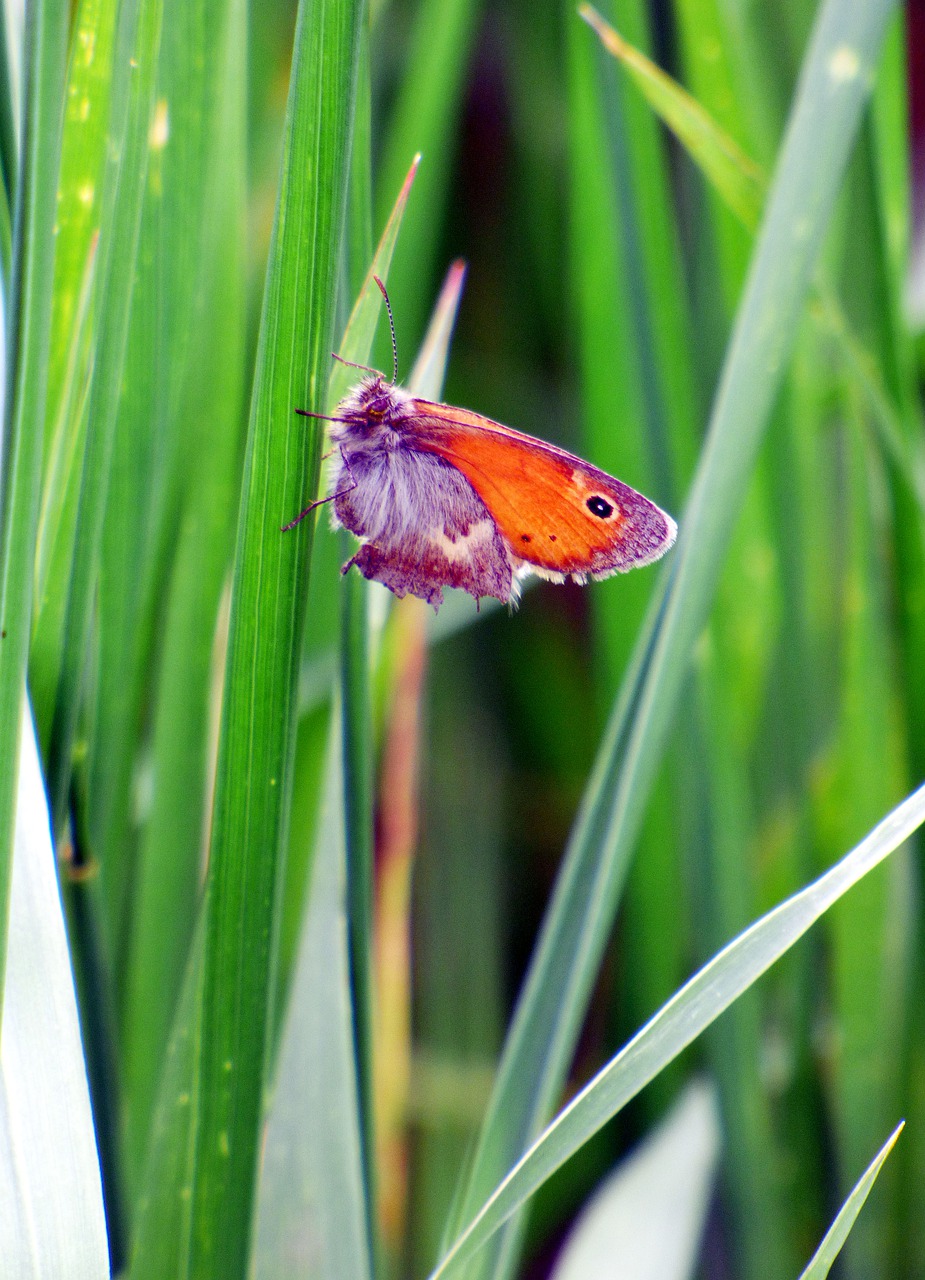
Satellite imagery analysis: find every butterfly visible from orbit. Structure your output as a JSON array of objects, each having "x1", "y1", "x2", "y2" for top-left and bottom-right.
[{"x1": 284, "y1": 278, "x2": 677, "y2": 611}]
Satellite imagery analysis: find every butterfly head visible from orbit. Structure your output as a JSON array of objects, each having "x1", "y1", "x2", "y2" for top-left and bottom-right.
[
  {"x1": 358, "y1": 375, "x2": 399, "y2": 420},
  {"x1": 331, "y1": 375, "x2": 414, "y2": 450}
]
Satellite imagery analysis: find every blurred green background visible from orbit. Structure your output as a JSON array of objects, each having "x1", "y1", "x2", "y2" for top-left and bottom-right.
[{"x1": 1, "y1": 0, "x2": 922, "y2": 1276}]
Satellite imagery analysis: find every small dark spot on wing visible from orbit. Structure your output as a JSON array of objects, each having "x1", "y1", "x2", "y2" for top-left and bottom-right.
[
  {"x1": 586, "y1": 495, "x2": 615, "y2": 519},
  {"x1": 520, "y1": 533, "x2": 531, "y2": 544}
]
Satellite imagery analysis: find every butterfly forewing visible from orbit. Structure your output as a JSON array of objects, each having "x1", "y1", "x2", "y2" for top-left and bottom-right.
[{"x1": 407, "y1": 400, "x2": 676, "y2": 579}]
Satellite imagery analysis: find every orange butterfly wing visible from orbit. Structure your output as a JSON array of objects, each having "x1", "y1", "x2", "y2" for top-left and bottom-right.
[{"x1": 406, "y1": 400, "x2": 676, "y2": 580}]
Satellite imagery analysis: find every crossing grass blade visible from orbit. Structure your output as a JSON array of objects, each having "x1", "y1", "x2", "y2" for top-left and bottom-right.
[
  {"x1": 431, "y1": 785, "x2": 925, "y2": 1279},
  {"x1": 579, "y1": 4, "x2": 764, "y2": 230},
  {"x1": 443, "y1": 2, "x2": 899, "y2": 1276}
]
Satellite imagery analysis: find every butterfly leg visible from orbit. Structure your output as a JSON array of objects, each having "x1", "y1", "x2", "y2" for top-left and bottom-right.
[{"x1": 281, "y1": 449, "x2": 358, "y2": 532}]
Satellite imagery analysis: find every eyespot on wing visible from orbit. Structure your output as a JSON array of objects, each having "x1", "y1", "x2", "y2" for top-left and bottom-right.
[{"x1": 406, "y1": 402, "x2": 677, "y2": 576}]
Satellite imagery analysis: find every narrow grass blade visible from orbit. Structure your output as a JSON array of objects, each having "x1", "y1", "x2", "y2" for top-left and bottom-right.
[
  {"x1": 579, "y1": 4, "x2": 764, "y2": 230},
  {"x1": 373, "y1": 0, "x2": 481, "y2": 361},
  {"x1": 432, "y1": 785, "x2": 925, "y2": 1279},
  {"x1": 369, "y1": 263, "x2": 469, "y2": 1255},
  {"x1": 127, "y1": 917, "x2": 205, "y2": 1279},
  {"x1": 328, "y1": 151, "x2": 420, "y2": 408},
  {"x1": 251, "y1": 708, "x2": 372, "y2": 1280},
  {"x1": 32, "y1": 0, "x2": 117, "y2": 750},
  {"x1": 446, "y1": 1, "x2": 899, "y2": 1267},
  {"x1": 564, "y1": 8, "x2": 700, "y2": 1244},
  {"x1": 797, "y1": 1123, "x2": 904, "y2": 1280},
  {"x1": 0, "y1": 8, "x2": 17, "y2": 280},
  {"x1": 44, "y1": 0, "x2": 164, "y2": 832},
  {"x1": 335, "y1": 150, "x2": 421, "y2": 1248},
  {"x1": 186, "y1": 0, "x2": 363, "y2": 1270},
  {"x1": 408, "y1": 259, "x2": 467, "y2": 396},
  {"x1": 0, "y1": 0, "x2": 68, "y2": 997},
  {"x1": 0, "y1": 705, "x2": 109, "y2": 1276},
  {"x1": 256, "y1": 256, "x2": 465, "y2": 1274}
]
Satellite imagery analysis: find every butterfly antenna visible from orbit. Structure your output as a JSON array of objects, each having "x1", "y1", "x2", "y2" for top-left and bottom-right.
[
  {"x1": 330, "y1": 352, "x2": 381, "y2": 376},
  {"x1": 373, "y1": 275, "x2": 399, "y2": 384}
]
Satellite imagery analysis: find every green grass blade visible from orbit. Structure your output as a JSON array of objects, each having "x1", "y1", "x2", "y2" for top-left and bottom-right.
[
  {"x1": 579, "y1": 4, "x2": 764, "y2": 230},
  {"x1": 816, "y1": 119, "x2": 914, "y2": 1277},
  {"x1": 346, "y1": 22, "x2": 372, "y2": 300},
  {"x1": 44, "y1": 0, "x2": 164, "y2": 832},
  {"x1": 329, "y1": 153, "x2": 421, "y2": 409},
  {"x1": 373, "y1": 0, "x2": 481, "y2": 362},
  {"x1": 121, "y1": 0, "x2": 248, "y2": 1193},
  {"x1": 88, "y1": 0, "x2": 248, "y2": 955},
  {"x1": 797, "y1": 1123, "x2": 904, "y2": 1280},
  {"x1": 0, "y1": 709, "x2": 109, "y2": 1276},
  {"x1": 563, "y1": 4, "x2": 700, "y2": 1239},
  {"x1": 408, "y1": 259, "x2": 467, "y2": 397},
  {"x1": 432, "y1": 786, "x2": 925, "y2": 1279},
  {"x1": 254, "y1": 228, "x2": 461, "y2": 1279},
  {"x1": 0, "y1": 0, "x2": 68, "y2": 1001},
  {"x1": 32, "y1": 0, "x2": 117, "y2": 753},
  {"x1": 251, "y1": 708, "x2": 372, "y2": 1280},
  {"x1": 0, "y1": 9, "x2": 17, "y2": 276},
  {"x1": 335, "y1": 150, "x2": 420, "y2": 1248},
  {"x1": 446, "y1": 0, "x2": 898, "y2": 1267},
  {"x1": 127, "y1": 916, "x2": 205, "y2": 1279},
  {"x1": 186, "y1": 0, "x2": 363, "y2": 1269}
]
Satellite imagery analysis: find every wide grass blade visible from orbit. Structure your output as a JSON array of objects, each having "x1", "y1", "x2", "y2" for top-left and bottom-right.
[
  {"x1": 0, "y1": 707, "x2": 109, "y2": 1276},
  {"x1": 0, "y1": 0, "x2": 68, "y2": 998},
  {"x1": 444, "y1": 1, "x2": 899, "y2": 1273},
  {"x1": 432, "y1": 784, "x2": 925, "y2": 1278},
  {"x1": 185, "y1": 0, "x2": 363, "y2": 1270}
]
